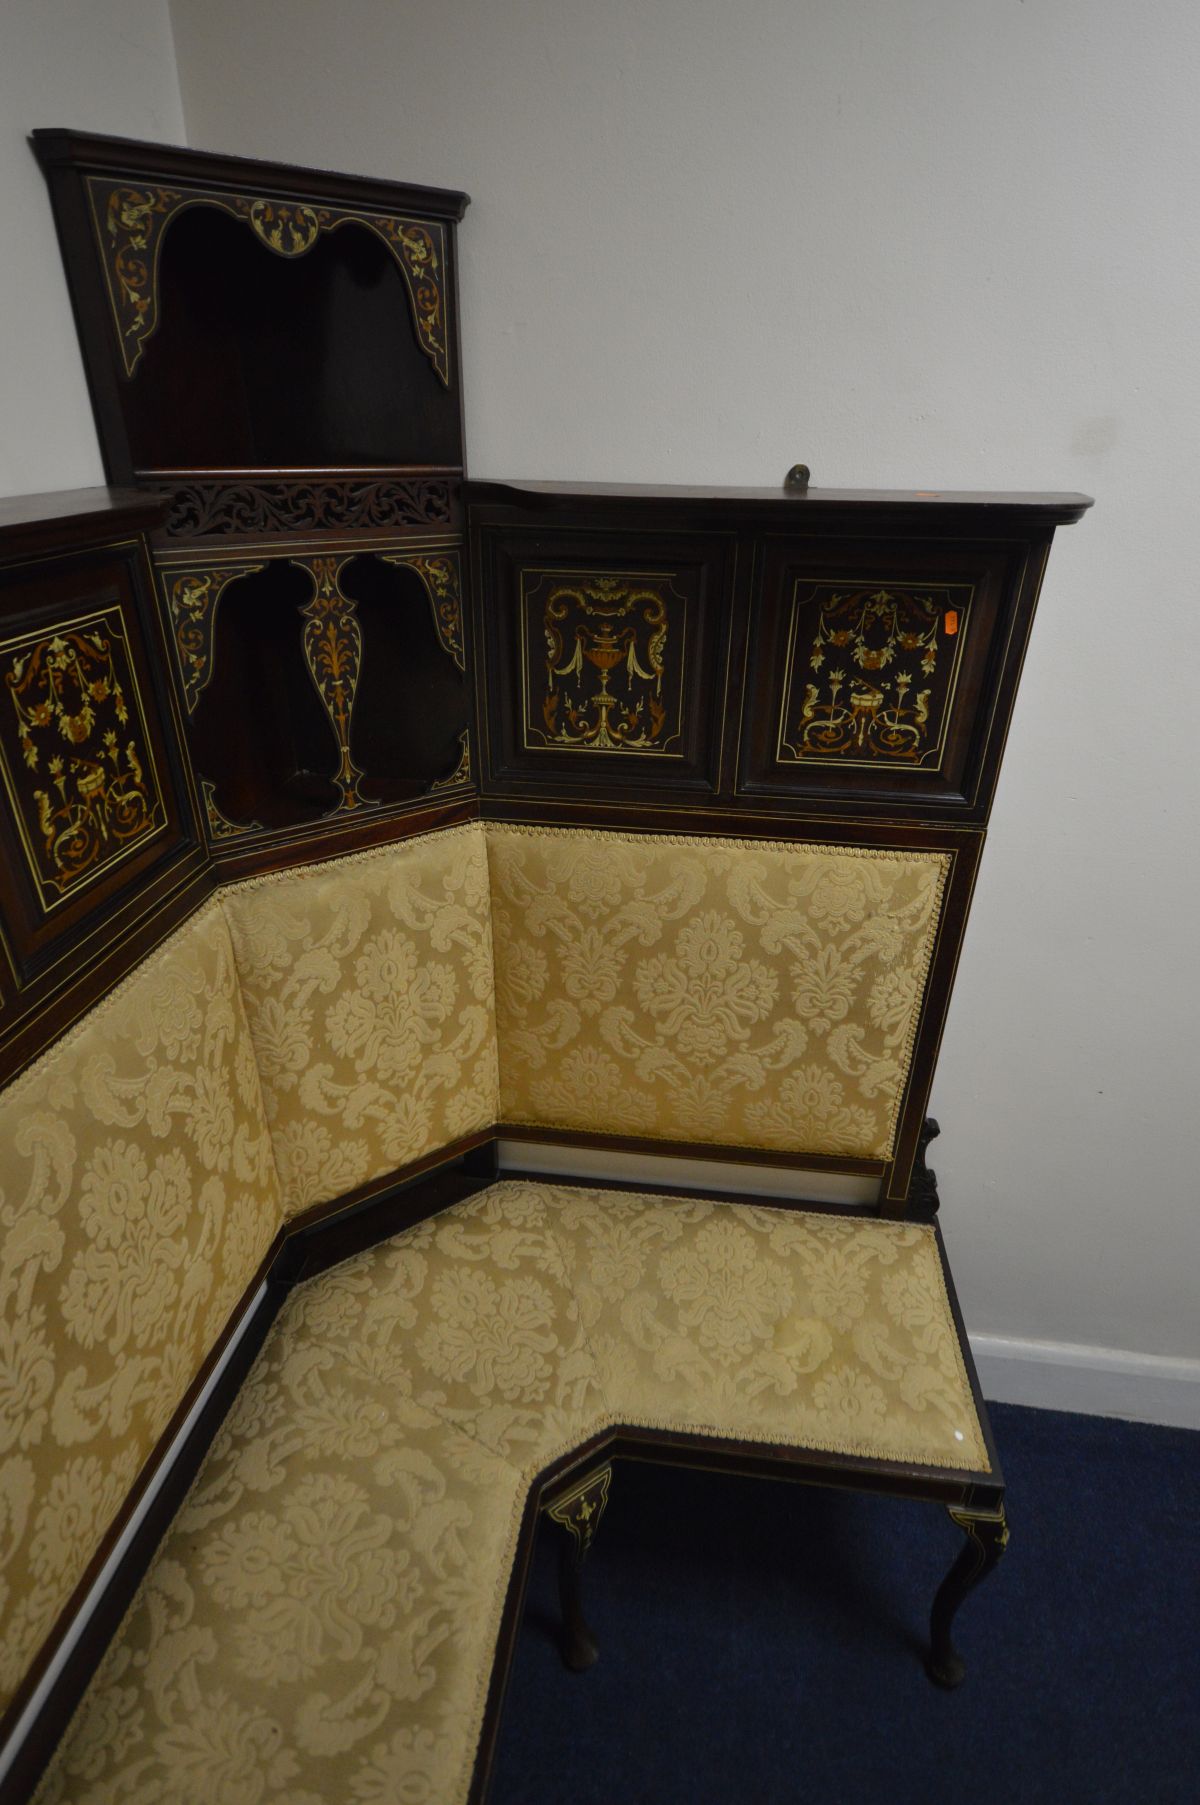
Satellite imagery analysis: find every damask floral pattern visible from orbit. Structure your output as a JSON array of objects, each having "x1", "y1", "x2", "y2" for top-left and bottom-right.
[
  {"x1": 33, "y1": 1179, "x2": 985, "y2": 1805},
  {"x1": 5, "y1": 820, "x2": 964, "y2": 1752},
  {"x1": 223, "y1": 823, "x2": 499, "y2": 1215},
  {"x1": 34, "y1": 1278, "x2": 527, "y2": 1805},
  {"x1": 0, "y1": 904, "x2": 282, "y2": 1716},
  {"x1": 487, "y1": 825, "x2": 948, "y2": 1158},
  {"x1": 537, "y1": 1182, "x2": 987, "y2": 1468},
  {"x1": 276, "y1": 1185, "x2": 611, "y2": 1467}
]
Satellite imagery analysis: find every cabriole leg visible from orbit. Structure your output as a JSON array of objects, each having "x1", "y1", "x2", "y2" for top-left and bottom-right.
[
  {"x1": 545, "y1": 1463, "x2": 613, "y2": 1672},
  {"x1": 927, "y1": 1503, "x2": 1009, "y2": 1688}
]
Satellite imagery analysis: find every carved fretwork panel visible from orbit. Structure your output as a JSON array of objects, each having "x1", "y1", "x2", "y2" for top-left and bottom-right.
[
  {"x1": 520, "y1": 571, "x2": 687, "y2": 755},
  {"x1": 0, "y1": 606, "x2": 168, "y2": 908},
  {"x1": 158, "y1": 476, "x2": 455, "y2": 541},
  {"x1": 777, "y1": 580, "x2": 975, "y2": 770},
  {"x1": 89, "y1": 179, "x2": 453, "y2": 384}
]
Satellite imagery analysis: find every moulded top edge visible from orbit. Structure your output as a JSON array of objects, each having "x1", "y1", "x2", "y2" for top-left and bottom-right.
[
  {"x1": 29, "y1": 128, "x2": 471, "y2": 221},
  {"x1": 0, "y1": 485, "x2": 165, "y2": 546},
  {"x1": 468, "y1": 479, "x2": 1093, "y2": 523}
]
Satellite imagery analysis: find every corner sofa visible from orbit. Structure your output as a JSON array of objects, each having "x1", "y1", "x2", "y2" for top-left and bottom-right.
[{"x1": 2, "y1": 819, "x2": 996, "y2": 1803}]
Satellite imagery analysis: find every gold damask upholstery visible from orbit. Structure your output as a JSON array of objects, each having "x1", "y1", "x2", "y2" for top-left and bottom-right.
[
  {"x1": 36, "y1": 1179, "x2": 985, "y2": 1805},
  {"x1": 3, "y1": 818, "x2": 964, "y2": 1736},
  {"x1": 282, "y1": 1185, "x2": 610, "y2": 1469},
  {"x1": 486, "y1": 825, "x2": 948, "y2": 1159},
  {"x1": 540, "y1": 1183, "x2": 987, "y2": 1469},
  {"x1": 0, "y1": 903, "x2": 282, "y2": 1717},
  {"x1": 223, "y1": 823, "x2": 499, "y2": 1217},
  {"x1": 34, "y1": 1275, "x2": 526, "y2": 1805}
]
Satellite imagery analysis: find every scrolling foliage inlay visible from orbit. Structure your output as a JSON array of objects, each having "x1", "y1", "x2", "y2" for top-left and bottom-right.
[
  {"x1": 166, "y1": 563, "x2": 265, "y2": 713},
  {"x1": 778, "y1": 581, "x2": 974, "y2": 769},
  {"x1": 295, "y1": 555, "x2": 373, "y2": 813},
  {"x1": 382, "y1": 550, "x2": 465, "y2": 671},
  {"x1": 521, "y1": 571, "x2": 687, "y2": 754},
  {"x1": 0, "y1": 608, "x2": 165, "y2": 907},
  {"x1": 90, "y1": 178, "x2": 452, "y2": 383}
]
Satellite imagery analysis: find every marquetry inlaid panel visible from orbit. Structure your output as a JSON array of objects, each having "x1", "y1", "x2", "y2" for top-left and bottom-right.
[
  {"x1": 520, "y1": 569, "x2": 688, "y2": 756},
  {"x1": 777, "y1": 579, "x2": 975, "y2": 771},
  {"x1": 0, "y1": 605, "x2": 167, "y2": 910}
]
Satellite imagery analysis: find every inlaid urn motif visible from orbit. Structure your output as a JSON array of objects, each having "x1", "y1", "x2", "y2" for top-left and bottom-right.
[{"x1": 521, "y1": 571, "x2": 687, "y2": 754}]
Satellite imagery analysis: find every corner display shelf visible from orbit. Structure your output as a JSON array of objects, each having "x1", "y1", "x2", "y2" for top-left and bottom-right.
[
  {"x1": 0, "y1": 128, "x2": 1091, "y2": 1805},
  {"x1": 33, "y1": 130, "x2": 473, "y2": 866}
]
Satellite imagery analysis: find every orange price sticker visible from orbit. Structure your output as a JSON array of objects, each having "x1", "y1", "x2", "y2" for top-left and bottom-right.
[{"x1": 944, "y1": 610, "x2": 959, "y2": 636}]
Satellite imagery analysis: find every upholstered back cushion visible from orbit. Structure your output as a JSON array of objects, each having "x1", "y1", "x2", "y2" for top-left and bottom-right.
[
  {"x1": 222, "y1": 823, "x2": 499, "y2": 1218},
  {"x1": 0, "y1": 903, "x2": 282, "y2": 1714},
  {"x1": 486, "y1": 825, "x2": 948, "y2": 1160}
]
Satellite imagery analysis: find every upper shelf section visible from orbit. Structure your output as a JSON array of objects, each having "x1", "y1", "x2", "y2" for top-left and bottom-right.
[
  {"x1": 468, "y1": 478, "x2": 1092, "y2": 827},
  {"x1": 32, "y1": 130, "x2": 470, "y2": 492},
  {"x1": 468, "y1": 478, "x2": 1094, "y2": 526}
]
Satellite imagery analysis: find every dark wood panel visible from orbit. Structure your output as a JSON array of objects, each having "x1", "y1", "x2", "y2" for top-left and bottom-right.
[
  {"x1": 472, "y1": 519, "x2": 740, "y2": 802},
  {"x1": 736, "y1": 531, "x2": 1047, "y2": 820},
  {"x1": 0, "y1": 496, "x2": 207, "y2": 1084}
]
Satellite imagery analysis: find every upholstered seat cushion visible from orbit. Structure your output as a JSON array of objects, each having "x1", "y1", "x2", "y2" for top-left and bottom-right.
[{"x1": 35, "y1": 1180, "x2": 985, "y2": 1804}]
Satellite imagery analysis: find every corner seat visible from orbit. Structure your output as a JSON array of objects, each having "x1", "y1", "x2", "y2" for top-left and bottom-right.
[{"x1": 34, "y1": 1179, "x2": 986, "y2": 1804}]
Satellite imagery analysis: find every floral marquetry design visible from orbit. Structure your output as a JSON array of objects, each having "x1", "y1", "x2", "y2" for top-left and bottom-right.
[
  {"x1": 487, "y1": 825, "x2": 948, "y2": 1161},
  {"x1": 778, "y1": 580, "x2": 974, "y2": 768},
  {"x1": 0, "y1": 607, "x2": 167, "y2": 908},
  {"x1": 296, "y1": 555, "x2": 372, "y2": 813},
  {"x1": 165, "y1": 563, "x2": 264, "y2": 713},
  {"x1": 88, "y1": 177, "x2": 453, "y2": 383},
  {"x1": 383, "y1": 550, "x2": 465, "y2": 670},
  {"x1": 521, "y1": 570, "x2": 688, "y2": 754}
]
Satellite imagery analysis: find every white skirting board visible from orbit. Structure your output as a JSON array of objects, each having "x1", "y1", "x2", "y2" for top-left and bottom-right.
[{"x1": 971, "y1": 1335, "x2": 1200, "y2": 1431}]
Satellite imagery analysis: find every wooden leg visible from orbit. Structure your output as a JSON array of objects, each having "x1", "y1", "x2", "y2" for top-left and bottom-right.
[
  {"x1": 927, "y1": 1503, "x2": 1009, "y2": 1688},
  {"x1": 544, "y1": 1463, "x2": 613, "y2": 1672}
]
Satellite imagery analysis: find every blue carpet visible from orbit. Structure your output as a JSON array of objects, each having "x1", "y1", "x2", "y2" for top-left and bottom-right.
[{"x1": 489, "y1": 1403, "x2": 1200, "y2": 1804}]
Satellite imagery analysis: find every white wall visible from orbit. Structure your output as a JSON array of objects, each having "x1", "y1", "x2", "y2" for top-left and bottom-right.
[
  {"x1": 9, "y1": 0, "x2": 1198, "y2": 1383},
  {"x1": 0, "y1": 0, "x2": 185, "y2": 496},
  {"x1": 167, "y1": 0, "x2": 1200, "y2": 1372}
]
